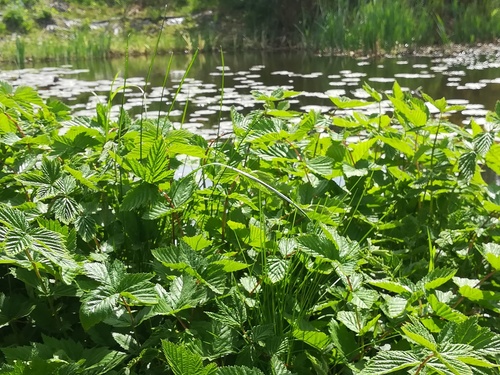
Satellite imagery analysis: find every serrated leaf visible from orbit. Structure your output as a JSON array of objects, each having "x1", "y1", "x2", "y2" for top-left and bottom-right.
[
  {"x1": 485, "y1": 144, "x2": 500, "y2": 174},
  {"x1": 368, "y1": 279, "x2": 411, "y2": 295},
  {"x1": 162, "y1": 340, "x2": 212, "y2": 375},
  {"x1": 381, "y1": 295, "x2": 407, "y2": 318},
  {"x1": 428, "y1": 294, "x2": 467, "y2": 323},
  {"x1": 330, "y1": 97, "x2": 371, "y2": 109},
  {"x1": 473, "y1": 132, "x2": 494, "y2": 157},
  {"x1": 459, "y1": 285, "x2": 500, "y2": 302},
  {"x1": 351, "y1": 288, "x2": 379, "y2": 309},
  {"x1": 360, "y1": 350, "x2": 420, "y2": 374},
  {"x1": 458, "y1": 151, "x2": 477, "y2": 183},
  {"x1": 267, "y1": 257, "x2": 288, "y2": 283},
  {"x1": 121, "y1": 183, "x2": 159, "y2": 211},
  {"x1": 171, "y1": 174, "x2": 197, "y2": 207},
  {"x1": 337, "y1": 311, "x2": 363, "y2": 333},
  {"x1": 424, "y1": 268, "x2": 457, "y2": 290},
  {"x1": 306, "y1": 156, "x2": 334, "y2": 176},
  {"x1": 482, "y1": 243, "x2": 500, "y2": 271},
  {"x1": 401, "y1": 318, "x2": 437, "y2": 351}
]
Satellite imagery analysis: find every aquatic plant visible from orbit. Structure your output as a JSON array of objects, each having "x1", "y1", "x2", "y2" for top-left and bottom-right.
[{"x1": 0, "y1": 79, "x2": 499, "y2": 374}]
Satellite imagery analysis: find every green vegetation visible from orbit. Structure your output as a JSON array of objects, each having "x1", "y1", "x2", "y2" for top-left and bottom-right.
[
  {"x1": 1, "y1": 0, "x2": 500, "y2": 62},
  {"x1": 0, "y1": 71, "x2": 499, "y2": 373}
]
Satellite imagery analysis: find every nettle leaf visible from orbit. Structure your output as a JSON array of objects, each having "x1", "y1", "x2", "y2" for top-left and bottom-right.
[
  {"x1": 337, "y1": 311, "x2": 364, "y2": 334},
  {"x1": 473, "y1": 131, "x2": 494, "y2": 157},
  {"x1": 381, "y1": 295, "x2": 407, "y2": 319},
  {"x1": 360, "y1": 350, "x2": 420, "y2": 375},
  {"x1": 146, "y1": 139, "x2": 170, "y2": 183},
  {"x1": 271, "y1": 355, "x2": 294, "y2": 375},
  {"x1": 206, "y1": 292, "x2": 247, "y2": 329},
  {"x1": 79, "y1": 260, "x2": 158, "y2": 329},
  {"x1": 267, "y1": 257, "x2": 289, "y2": 284},
  {"x1": 74, "y1": 213, "x2": 96, "y2": 242},
  {"x1": 482, "y1": 243, "x2": 500, "y2": 271},
  {"x1": 367, "y1": 279, "x2": 412, "y2": 295},
  {"x1": 458, "y1": 151, "x2": 477, "y2": 183},
  {"x1": 121, "y1": 182, "x2": 160, "y2": 211},
  {"x1": 428, "y1": 294, "x2": 467, "y2": 323},
  {"x1": 171, "y1": 174, "x2": 197, "y2": 207},
  {"x1": 162, "y1": 340, "x2": 216, "y2": 375},
  {"x1": 330, "y1": 96, "x2": 371, "y2": 109},
  {"x1": 401, "y1": 317, "x2": 437, "y2": 351},
  {"x1": 422, "y1": 268, "x2": 457, "y2": 291},
  {"x1": 351, "y1": 288, "x2": 379, "y2": 309},
  {"x1": 292, "y1": 320, "x2": 331, "y2": 351},
  {"x1": 306, "y1": 156, "x2": 334, "y2": 176}
]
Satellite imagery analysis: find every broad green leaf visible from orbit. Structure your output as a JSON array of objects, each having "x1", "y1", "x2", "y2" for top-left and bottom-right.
[
  {"x1": 330, "y1": 97, "x2": 371, "y2": 109},
  {"x1": 271, "y1": 355, "x2": 293, "y2": 375},
  {"x1": 212, "y1": 258, "x2": 249, "y2": 273},
  {"x1": 401, "y1": 318, "x2": 437, "y2": 351},
  {"x1": 485, "y1": 144, "x2": 500, "y2": 174},
  {"x1": 381, "y1": 295, "x2": 407, "y2": 318},
  {"x1": 351, "y1": 288, "x2": 379, "y2": 309},
  {"x1": 182, "y1": 234, "x2": 212, "y2": 250},
  {"x1": 378, "y1": 136, "x2": 415, "y2": 157},
  {"x1": 423, "y1": 268, "x2": 457, "y2": 291},
  {"x1": 329, "y1": 318, "x2": 359, "y2": 361},
  {"x1": 337, "y1": 311, "x2": 363, "y2": 333},
  {"x1": 482, "y1": 243, "x2": 500, "y2": 271},
  {"x1": 368, "y1": 279, "x2": 411, "y2": 295},
  {"x1": 362, "y1": 82, "x2": 382, "y2": 102},
  {"x1": 458, "y1": 151, "x2": 477, "y2": 183},
  {"x1": 121, "y1": 183, "x2": 159, "y2": 211},
  {"x1": 360, "y1": 350, "x2": 420, "y2": 374},
  {"x1": 359, "y1": 314, "x2": 381, "y2": 336},
  {"x1": 267, "y1": 257, "x2": 288, "y2": 283},
  {"x1": 473, "y1": 132, "x2": 494, "y2": 157},
  {"x1": 162, "y1": 340, "x2": 213, "y2": 375},
  {"x1": 292, "y1": 324, "x2": 330, "y2": 350},
  {"x1": 306, "y1": 156, "x2": 334, "y2": 176},
  {"x1": 349, "y1": 138, "x2": 377, "y2": 165},
  {"x1": 171, "y1": 174, "x2": 197, "y2": 207},
  {"x1": 428, "y1": 294, "x2": 467, "y2": 323},
  {"x1": 459, "y1": 286, "x2": 500, "y2": 302}
]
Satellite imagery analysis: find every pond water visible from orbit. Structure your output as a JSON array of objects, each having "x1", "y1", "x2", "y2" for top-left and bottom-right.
[{"x1": 1, "y1": 49, "x2": 500, "y2": 138}]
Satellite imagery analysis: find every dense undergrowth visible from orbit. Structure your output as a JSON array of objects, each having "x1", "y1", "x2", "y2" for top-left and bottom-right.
[
  {"x1": 1, "y1": 0, "x2": 500, "y2": 62},
  {"x1": 0, "y1": 76, "x2": 499, "y2": 374}
]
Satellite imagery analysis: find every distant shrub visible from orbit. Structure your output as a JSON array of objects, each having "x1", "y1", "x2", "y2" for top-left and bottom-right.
[{"x1": 2, "y1": 4, "x2": 33, "y2": 33}]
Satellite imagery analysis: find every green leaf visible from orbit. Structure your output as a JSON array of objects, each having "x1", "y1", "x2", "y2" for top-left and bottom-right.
[
  {"x1": 423, "y1": 268, "x2": 457, "y2": 291},
  {"x1": 458, "y1": 151, "x2": 477, "y2": 183},
  {"x1": 146, "y1": 140, "x2": 170, "y2": 183},
  {"x1": 162, "y1": 340, "x2": 214, "y2": 375},
  {"x1": 482, "y1": 243, "x2": 500, "y2": 271},
  {"x1": 351, "y1": 288, "x2": 379, "y2": 309},
  {"x1": 271, "y1": 355, "x2": 294, "y2": 375},
  {"x1": 485, "y1": 144, "x2": 500, "y2": 174},
  {"x1": 121, "y1": 183, "x2": 159, "y2": 211},
  {"x1": 337, "y1": 311, "x2": 363, "y2": 333},
  {"x1": 171, "y1": 174, "x2": 197, "y2": 207},
  {"x1": 306, "y1": 156, "x2": 334, "y2": 176},
  {"x1": 360, "y1": 350, "x2": 420, "y2": 374},
  {"x1": 330, "y1": 97, "x2": 371, "y2": 109},
  {"x1": 458, "y1": 286, "x2": 500, "y2": 302},
  {"x1": 368, "y1": 279, "x2": 411, "y2": 295},
  {"x1": 473, "y1": 132, "x2": 494, "y2": 157},
  {"x1": 362, "y1": 82, "x2": 382, "y2": 102},
  {"x1": 381, "y1": 295, "x2": 407, "y2": 318},
  {"x1": 329, "y1": 318, "x2": 359, "y2": 361},
  {"x1": 428, "y1": 294, "x2": 467, "y2": 323},
  {"x1": 378, "y1": 136, "x2": 415, "y2": 157},
  {"x1": 267, "y1": 257, "x2": 288, "y2": 283},
  {"x1": 401, "y1": 318, "x2": 437, "y2": 351}
]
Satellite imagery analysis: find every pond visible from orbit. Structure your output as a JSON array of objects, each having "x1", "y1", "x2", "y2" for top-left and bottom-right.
[{"x1": 1, "y1": 48, "x2": 500, "y2": 138}]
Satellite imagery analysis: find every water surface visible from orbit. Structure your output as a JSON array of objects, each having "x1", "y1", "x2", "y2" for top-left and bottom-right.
[{"x1": 1, "y1": 49, "x2": 500, "y2": 138}]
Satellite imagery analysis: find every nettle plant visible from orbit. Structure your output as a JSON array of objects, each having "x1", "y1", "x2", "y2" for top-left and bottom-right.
[{"x1": 0, "y1": 79, "x2": 499, "y2": 374}]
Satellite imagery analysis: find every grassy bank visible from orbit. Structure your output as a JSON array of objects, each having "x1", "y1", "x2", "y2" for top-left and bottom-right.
[
  {"x1": 1, "y1": 0, "x2": 500, "y2": 63},
  {"x1": 0, "y1": 65, "x2": 499, "y2": 373}
]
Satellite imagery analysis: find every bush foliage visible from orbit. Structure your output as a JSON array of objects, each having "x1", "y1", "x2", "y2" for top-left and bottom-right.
[{"x1": 0, "y1": 79, "x2": 499, "y2": 374}]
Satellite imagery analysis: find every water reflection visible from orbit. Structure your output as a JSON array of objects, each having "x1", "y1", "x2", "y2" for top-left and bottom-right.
[{"x1": 1, "y1": 49, "x2": 500, "y2": 137}]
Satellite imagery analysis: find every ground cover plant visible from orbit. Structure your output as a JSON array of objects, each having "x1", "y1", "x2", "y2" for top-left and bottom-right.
[{"x1": 0, "y1": 77, "x2": 499, "y2": 374}]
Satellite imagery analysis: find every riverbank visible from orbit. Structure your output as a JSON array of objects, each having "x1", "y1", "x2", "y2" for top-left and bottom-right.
[{"x1": 1, "y1": 0, "x2": 500, "y2": 64}]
